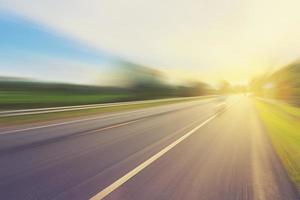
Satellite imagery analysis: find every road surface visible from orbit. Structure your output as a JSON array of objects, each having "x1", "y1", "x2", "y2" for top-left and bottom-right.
[{"x1": 0, "y1": 95, "x2": 298, "y2": 200}]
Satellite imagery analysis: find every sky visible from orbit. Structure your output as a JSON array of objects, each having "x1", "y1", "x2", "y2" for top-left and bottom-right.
[{"x1": 1, "y1": 0, "x2": 300, "y2": 85}]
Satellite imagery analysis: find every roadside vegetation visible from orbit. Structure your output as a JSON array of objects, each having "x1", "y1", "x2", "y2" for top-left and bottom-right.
[
  {"x1": 250, "y1": 61, "x2": 300, "y2": 106},
  {"x1": 0, "y1": 80, "x2": 134, "y2": 109},
  {"x1": 255, "y1": 100, "x2": 300, "y2": 191},
  {"x1": 252, "y1": 60, "x2": 300, "y2": 191},
  {"x1": 0, "y1": 68, "x2": 215, "y2": 110},
  {"x1": 0, "y1": 61, "x2": 247, "y2": 110}
]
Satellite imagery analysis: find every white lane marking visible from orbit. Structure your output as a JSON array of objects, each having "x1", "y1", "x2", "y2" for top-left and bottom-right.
[
  {"x1": 0, "y1": 109, "x2": 149, "y2": 135},
  {"x1": 90, "y1": 101, "x2": 238, "y2": 200},
  {"x1": 89, "y1": 114, "x2": 218, "y2": 200},
  {"x1": 0, "y1": 99, "x2": 213, "y2": 135},
  {"x1": 83, "y1": 118, "x2": 144, "y2": 135},
  {"x1": 0, "y1": 96, "x2": 215, "y2": 117}
]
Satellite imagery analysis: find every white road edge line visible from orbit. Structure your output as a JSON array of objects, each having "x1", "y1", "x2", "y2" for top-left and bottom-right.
[
  {"x1": 0, "y1": 96, "x2": 216, "y2": 117},
  {"x1": 89, "y1": 114, "x2": 217, "y2": 200},
  {"x1": 0, "y1": 109, "x2": 146, "y2": 135},
  {"x1": 0, "y1": 98, "x2": 213, "y2": 135}
]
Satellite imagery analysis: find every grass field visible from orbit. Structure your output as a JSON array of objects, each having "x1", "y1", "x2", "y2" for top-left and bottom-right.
[
  {"x1": 0, "y1": 91, "x2": 132, "y2": 109},
  {"x1": 255, "y1": 99, "x2": 300, "y2": 191}
]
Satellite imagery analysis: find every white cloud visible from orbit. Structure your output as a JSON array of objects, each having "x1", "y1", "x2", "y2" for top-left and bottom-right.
[
  {"x1": 0, "y1": 51, "x2": 118, "y2": 85},
  {"x1": 1, "y1": 0, "x2": 300, "y2": 83}
]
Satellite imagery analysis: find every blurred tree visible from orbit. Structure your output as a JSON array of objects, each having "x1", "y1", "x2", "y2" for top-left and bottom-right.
[
  {"x1": 218, "y1": 80, "x2": 231, "y2": 94},
  {"x1": 249, "y1": 61, "x2": 300, "y2": 106}
]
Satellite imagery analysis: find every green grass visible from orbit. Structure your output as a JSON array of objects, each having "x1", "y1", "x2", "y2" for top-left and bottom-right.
[
  {"x1": 0, "y1": 91, "x2": 132, "y2": 109},
  {"x1": 0, "y1": 96, "x2": 211, "y2": 127},
  {"x1": 255, "y1": 100, "x2": 300, "y2": 191},
  {"x1": 268, "y1": 101, "x2": 300, "y2": 118}
]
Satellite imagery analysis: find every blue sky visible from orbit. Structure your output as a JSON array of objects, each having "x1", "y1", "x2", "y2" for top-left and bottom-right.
[
  {"x1": 0, "y1": 12, "x2": 119, "y2": 85},
  {"x1": 0, "y1": 13, "x2": 114, "y2": 63}
]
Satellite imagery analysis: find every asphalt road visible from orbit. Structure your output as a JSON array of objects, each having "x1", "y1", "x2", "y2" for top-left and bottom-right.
[{"x1": 0, "y1": 96, "x2": 298, "y2": 200}]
